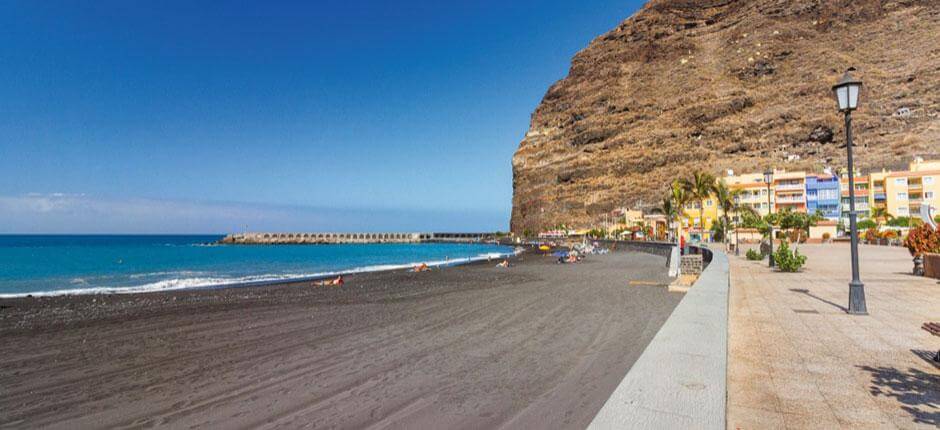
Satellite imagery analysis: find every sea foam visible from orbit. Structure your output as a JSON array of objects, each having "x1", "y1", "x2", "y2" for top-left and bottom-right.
[{"x1": 0, "y1": 247, "x2": 521, "y2": 298}]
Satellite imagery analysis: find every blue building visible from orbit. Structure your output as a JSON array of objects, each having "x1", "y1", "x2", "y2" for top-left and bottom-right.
[{"x1": 806, "y1": 174, "x2": 842, "y2": 221}]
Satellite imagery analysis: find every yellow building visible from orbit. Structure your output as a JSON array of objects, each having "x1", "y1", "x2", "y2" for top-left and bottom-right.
[
  {"x1": 681, "y1": 195, "x2": 720, "y2": 241},
  {"x1": 878, "y1": 158, "x2": 940, "y2": 218},
  {"x1": 725, "y1": 172, "x2": 773, "y2": 217},
  {"x1": 869, "y1": 170, "x2": 888, "y2": 215}
]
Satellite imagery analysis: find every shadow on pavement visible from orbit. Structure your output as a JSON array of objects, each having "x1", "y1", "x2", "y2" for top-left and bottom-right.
[
  {"x1": 911, "y1": 349, "x2": 940, "y2": 369},
  {"x1": 856, "y1": 364, "x2": 940, "y2": 426},
  {"x1": 788, "y1": 288, "x2": 848, "y2": 313}
]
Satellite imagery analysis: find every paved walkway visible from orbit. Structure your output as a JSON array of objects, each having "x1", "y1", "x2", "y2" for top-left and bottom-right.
[{"x1": 728, "y1": 244, "x2": 940, "y2": 429}]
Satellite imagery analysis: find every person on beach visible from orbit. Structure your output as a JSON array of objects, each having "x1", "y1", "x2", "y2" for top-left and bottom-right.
[
  {"x1": 496, "y1": 259, "x2": 510, "y2": 268},
  {"x1": 314, "y1": 276, "x2": 344, "y2": 287},
  {"x1": 414, "y1": 263, "x2": 430, "y2": 272}
]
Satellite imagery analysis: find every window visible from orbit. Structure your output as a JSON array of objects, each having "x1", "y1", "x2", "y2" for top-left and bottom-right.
[
  {"x1": 898, "y1": 192, "x2": 908, "y2": 200},
  {"x1": 895, "y1": 178, "x2": 908, "y2": 186},
  {"x1": 926, "y1": 176, "x2": 935, "y2": 185},
  {"x1": 927, "y1": 192, "x2": 935, "y2": 199},
  {"x1": 706, "y1": 200, "x2": 713, "y2": 207},
  {"x1": 898, "y1": 206, "x2": 909, "y2": 215}
]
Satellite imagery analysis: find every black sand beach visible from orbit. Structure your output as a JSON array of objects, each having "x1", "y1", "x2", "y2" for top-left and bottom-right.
[{"x1": 0, "y1": 250, "x2": 680, "y2": 429}]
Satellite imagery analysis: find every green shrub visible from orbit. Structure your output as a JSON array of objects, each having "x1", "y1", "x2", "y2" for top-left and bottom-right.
[
  {"x1": 887, "y1": 216, "x2": 922, "y2": 228},
  {"x1": 857, "y1": 219, "x2": 877, "y2": 230},
  {"x1": 772, "y1": 241, "x2": 806, "y2": 272},
  {"x1": 745, "y1": 248, "x2": 764, "y2": 261}
]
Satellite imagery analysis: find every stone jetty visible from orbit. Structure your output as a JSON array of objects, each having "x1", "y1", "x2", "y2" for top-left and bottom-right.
[{"x1": 218, "y1": 232, "x2": 496, "y2": 245}]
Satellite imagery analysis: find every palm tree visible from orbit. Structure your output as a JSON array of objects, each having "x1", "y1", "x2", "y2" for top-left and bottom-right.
[
  {"x1": 662, "y1": 180, "x2": 689, "y2": 245},
  {"x1": 714, "y1": 181, "x2": 742, "y2": 243},
  {"x1": 681, "y1": 171, "x2": 718, "y2": 241},
  {"x1": 870, "y1": 206, "x2": 893, "y2": 228}
]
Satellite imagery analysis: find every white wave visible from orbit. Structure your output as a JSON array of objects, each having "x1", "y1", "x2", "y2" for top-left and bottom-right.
[
  {"x1": 0, "y1": 249, "x2": 519, "y2": 298},
  {"x1": 128, "y1": 270, "x2": 207, "y2": 279}
]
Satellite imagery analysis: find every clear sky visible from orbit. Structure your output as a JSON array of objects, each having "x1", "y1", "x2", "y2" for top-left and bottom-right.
[{"x1": 0, "y1": 0, "x2": 645, "y2": 233}]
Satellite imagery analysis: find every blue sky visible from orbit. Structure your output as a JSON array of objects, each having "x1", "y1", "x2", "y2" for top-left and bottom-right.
[{"x1": 0, "y1": 0, "x2": 644, "y2": 233}]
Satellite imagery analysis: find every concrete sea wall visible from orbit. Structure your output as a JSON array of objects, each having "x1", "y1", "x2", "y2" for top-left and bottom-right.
[
  {"x1": 219, "y1": 232, "x2": 495, "y2": 245},
  {"x1": 589, "y1": 248, "x2": 728, "y2": 429}
]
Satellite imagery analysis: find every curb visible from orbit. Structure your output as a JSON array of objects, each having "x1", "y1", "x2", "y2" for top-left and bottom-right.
[{"x1": 588, "y1": 249, "x2": 729, "y2": 429}]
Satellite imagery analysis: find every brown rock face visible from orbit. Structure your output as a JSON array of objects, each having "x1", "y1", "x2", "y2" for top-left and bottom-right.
[{"x1": 510, "y1": 0, "x2": 940, "y2": 234}]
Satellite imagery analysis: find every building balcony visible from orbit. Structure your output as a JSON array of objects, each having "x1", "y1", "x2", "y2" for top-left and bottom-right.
[
  {"x1": 873, "y1": 193, "x2": 887, "y2": 200},
  {"x1": 775, "y1": 183, "x2": 805, "y2": 191}
]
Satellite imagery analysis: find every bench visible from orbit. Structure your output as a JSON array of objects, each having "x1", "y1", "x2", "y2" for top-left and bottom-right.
[{"x1": 923, "y1": 322, "x2": 940, "y2": 362}]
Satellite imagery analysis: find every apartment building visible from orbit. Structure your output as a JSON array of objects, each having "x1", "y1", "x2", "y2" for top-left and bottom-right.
[
  {"x1": 773, "y1": 170, "x2": 808, "y2": 213},
  {"x1": 881, "y1": 158, "x2": 940, "y2": 218},
  {"x1": 806, "y1": 173, "x2": 841, "y2": 221},
  {"x1": 840, "y1": 174, "x2": 870, "y2": 222},
  {"x1": 725, "y1": 172, "x2": 773, "y2": 219}
]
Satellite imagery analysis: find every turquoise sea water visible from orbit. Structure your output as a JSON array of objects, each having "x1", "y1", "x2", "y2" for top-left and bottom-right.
[{"x1": 0, "y1": 235, "x2": 515, "y2": 297}]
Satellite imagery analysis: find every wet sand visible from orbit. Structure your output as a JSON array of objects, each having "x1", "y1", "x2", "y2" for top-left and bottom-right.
[{"x1": 0, "y1": 250, "x2": 681, "y2": 429}]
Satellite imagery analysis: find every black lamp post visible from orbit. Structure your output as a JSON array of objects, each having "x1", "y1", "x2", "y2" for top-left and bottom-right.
[
  {"x1": 764, "y1": 169, "x2": 774, "y2": 268},
  {"x1": 833, "y1": 68, "x2": 867, "y2": 315}
]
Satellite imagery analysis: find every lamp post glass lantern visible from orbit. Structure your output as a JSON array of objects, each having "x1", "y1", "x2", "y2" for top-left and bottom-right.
[
  {"x1": 832, "y1": 68, "x2": 867, "y2": 315},
  {"x1": 764, "y1": 170, "x2": 774, "y2": 267}
]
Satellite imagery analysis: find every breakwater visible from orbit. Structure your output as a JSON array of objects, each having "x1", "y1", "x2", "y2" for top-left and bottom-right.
[{"x1": 218, "y1": 232, "x2": 497, "y2": 245}]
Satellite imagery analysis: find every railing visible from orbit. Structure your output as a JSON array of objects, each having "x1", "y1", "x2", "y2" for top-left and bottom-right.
[{"x1": 775, "y1": 183, "x2": 804, "y2": 191}]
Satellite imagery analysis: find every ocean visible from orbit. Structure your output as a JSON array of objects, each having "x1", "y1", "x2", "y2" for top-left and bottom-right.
[{"x1": 0, "y1": 235, "x2": 516, "y2": 297}]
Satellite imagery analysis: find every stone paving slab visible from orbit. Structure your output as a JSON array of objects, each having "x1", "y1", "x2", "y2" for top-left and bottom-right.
[{"x1": 728, "y1": 244, "x2": 940, "y2": 429}]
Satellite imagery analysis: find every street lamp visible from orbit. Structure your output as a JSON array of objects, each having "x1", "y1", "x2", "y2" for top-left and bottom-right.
[
  {"x1": 833, "y1": 67, "x2": 867, "y2": 315},
  {"x1": 764, "y1": 169, "x2": 774, "y2": 268}
]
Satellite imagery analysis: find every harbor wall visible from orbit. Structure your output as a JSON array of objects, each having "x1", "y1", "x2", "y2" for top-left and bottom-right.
[{"x1": 219, "y1": 232, "x2": 496, "y2": 245}]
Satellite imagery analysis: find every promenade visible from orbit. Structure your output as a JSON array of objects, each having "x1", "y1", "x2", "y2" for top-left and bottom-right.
[{"x1": 729, "y1": 244, "x2": 940, "y2": 429}]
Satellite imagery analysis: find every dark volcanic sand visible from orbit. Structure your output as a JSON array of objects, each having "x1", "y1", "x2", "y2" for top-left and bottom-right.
[{"x1": 0, "y1": 251, "x2": 681, "y2": 429}]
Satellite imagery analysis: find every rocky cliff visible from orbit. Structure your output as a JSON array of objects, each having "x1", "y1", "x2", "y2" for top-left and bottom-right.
[{"x1": 511, "y1": 0, "x2": 939, "y2": 233}]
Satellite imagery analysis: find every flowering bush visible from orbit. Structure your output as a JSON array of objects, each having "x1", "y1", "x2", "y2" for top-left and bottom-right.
[
  {"x1": 864, "y1": 228, "x2": 879, "y2": 242},
  {"x1": 904, "y1": 225, "x2": 940, "y2": 257}
]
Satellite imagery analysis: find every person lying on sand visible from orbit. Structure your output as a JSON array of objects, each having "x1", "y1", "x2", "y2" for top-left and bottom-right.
[
  {"x1": 313, "y1": 275, "x2": 344, "y2": 287},
  {"x1": 496, "y1": 259, "x2": 510, "y2": 268},
  {"x1": 413, "y1": 263, "x2": 430, "y2": 272}
]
